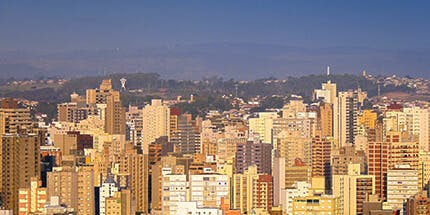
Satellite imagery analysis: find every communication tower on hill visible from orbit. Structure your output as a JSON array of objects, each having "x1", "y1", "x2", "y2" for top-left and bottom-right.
[{"x1": 120, "y1": 78, "x2": 127, "y2": 91}]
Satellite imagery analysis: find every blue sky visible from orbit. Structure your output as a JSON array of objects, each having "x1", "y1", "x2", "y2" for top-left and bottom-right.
[{"x1": 1, "y1": 1, "x2": 430, "y2": 51}]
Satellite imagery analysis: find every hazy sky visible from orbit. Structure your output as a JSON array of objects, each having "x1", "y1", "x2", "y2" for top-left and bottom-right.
[{"x1": 1, "y1": 1, "x2": 430, "y2": 51}]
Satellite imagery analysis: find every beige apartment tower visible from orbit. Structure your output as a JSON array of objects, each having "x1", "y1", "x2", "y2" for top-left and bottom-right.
[
  {"x1": 105, "y1": 190, "x2": 132, "y2": 215},
  {"x1": 117, "y1": 149, "x2": 149, "y2": 213},
  {"x1": 105, "y1": 94, "x2": 126, "y2": 135},
  {"x1": 86, "y1": 79, "x2": 120, "y2": 105},
  {"x1": 232, "y1": 166, "x2": 273, "y2": 213},
  {"x1": 332, "y1": 164, "x2": 375, "y2": 215},
  {"x1": 0, "y1": 133, "x2": 41, "y2": 213},
  {"x1": 0, "y1": 98, "x2": 32, "y2": 135},
  {"x1": 85, "y1": 79, "x2": 125, "y2": 135},
  {"x1": 317, "y1": 102, "x2": 334, "y2": 137},
  {"x1": 142, "y1": 99, "x2": 170, "y2": 154},
  {"x1": 47, "y1": 165, "x2": 95, "y2": 214}
]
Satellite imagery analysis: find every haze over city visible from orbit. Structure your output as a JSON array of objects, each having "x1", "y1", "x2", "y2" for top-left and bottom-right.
[{"x1": 1, "y1": 1, "x2": 430, "y2": 79}]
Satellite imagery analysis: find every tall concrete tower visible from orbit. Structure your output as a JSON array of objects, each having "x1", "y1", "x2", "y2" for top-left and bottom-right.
[{"x1": 120, "y1": 78, "x2": 127, "y2": 91}]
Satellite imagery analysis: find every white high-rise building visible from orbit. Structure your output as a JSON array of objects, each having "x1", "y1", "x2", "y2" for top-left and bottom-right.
[
  {"x1": 161, "y1": 174, "x2": 188, "y2": 215},
  {"x1": 189, "y1": 174, "x2": 230, "y2": 208},
  {"x1": 126, "y1": 105, "x2": 143, "y2": 147},
  {"x1": 336, "y1": 91, "x2": 359, "y2": 146},
  {"x1": 313, "y1": 80, "x2": 337, "y2": 104},
  {"x1": 142, "y1": 99, "x2": 170, "y2": 153},
  {"x1": 385, "y1": 164, "x2": 419, "y2": 213},
  {"x1": 322, "y1": 80, "x2": 337, "y2": 105},
  {"x1": 248, "y1": 112, "x2": 277, "y2": 144},
  {"x1": 161, "y1": 173, "x2": 229, "y2": 215},
  {"x1": 385, "y1": 106, "x2": 429, "y2": 150},
  {"x1": 281, "y1": 181, "x2": 311, "y2": 215},
  {"x1": 99, "y1": 174, "x2": 118, "y2": 215},
  {"x1": 332, "y1": 164, "x2": 375, "y2": 215}
]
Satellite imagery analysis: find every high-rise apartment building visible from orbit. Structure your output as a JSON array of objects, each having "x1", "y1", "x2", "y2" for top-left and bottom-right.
[
  {"x1": 57, "y1": 93, "x2": 98, "y2": 123},
  {"x1": 105, "y1": 94, "x2": 126, "y2": 135},
  {"x1": 235, "y1": 140, "x2": 272, "y2": 174},
  {"x1": 117, "y1": 149, "x2": 149, "y2": 213},
  {"x1": 311, "y1": 136, "x2": 334, "y2": 192},
  {"x1": 189, "y1": 174, "x2": 230, "y2": 208},
  {"x1": 1, "y1": 133, "x2": 41, "y2": 213},
  {"x1": 105, "y1": 190, "x2": 132, "y2": 215},
  {"x1": 162, "y1": 172, "x2": 230, "y2": 214},
  {"x1": 161, "y1": 174, "x2": 188, "y2": 215},
  {"x1": 273, "y1": 157, "x2": 311, "y2": 205},
  {"x1": 386, "y1": 132, "x2": 419, "y2": 171},
  {"x1": 0, "y1": 98, "x2": 32, "y2": 135},
  {"x1": 152, "y1": 159, "x2": 185, "y2": 211},
  {"x1": 281, "y1": 181, "x2": 310, "y2": 215},
  {"x1": 384, "y1": 106, "x2": 429, "y2": 151},
  {"x1": 331, "y1": 145, "x2": 367, "y2": 175},
  {"x1": 313, "y1": 80, "x2": 337, "y2": 104},
  {"x1": 100, "y1": 174, "x2": 119, "y2": 215},
  {"x1": 276, "y1": 130, "x2": 312, "y2": 166},
  {"x1": 273, "y1": 115, "x2": 315, "y2": 136},
  {"x1": 52, "y1": 131, "x2": 93, "y2": 156},
  {"x1": 336, "y1": 91, "x2": 359, "y2": 146},
  {"x1": 281, "y1": 99, "x2": 307, "y2": 118},
  {"x1": 419, "y1": 151, "x2": 430, "y2": 190},
  {"x1": 322, "y1": 80, "x2": 337, "y2": 105},
  {"x1": 273, "y1": 157, "x2": 286, "y2": 207},
  {"x1": 406, "y1": 191, "x2": 430, "y2": 215},
  {"x1": 367, "y1": 141, "x2": 389, "y2": 200},
  {"x1": 292, "y1": 194, "x2": 340, "y2": 215},
  {"x1": 84, "y1": 79, "x2": 126, "y2": 135},
  {"x1": 171, "y1": 114, "x2": 201, "y2": 154},
  {"x1": 142, "y1": 99, "x2": 170, "y2": 154},
  {"x1": 47, "y1": 165, "x2": 95, "y2": 214},
  {"x1": 126, "y1": 105, "x2": 143, "y2": 147},
  {"x1": 403, "y1": 107, "x2": 428, "y2": 151},
  {"x1": 18, "y1": 177, "x2": 48, "y2": 215},
  {"x1": 57, "y1": 102, "x2": 87, "y2": 123},
  {"x1": 314, "y1": 80, "x2": 337, "y2": 138},
  {"x1": 249, "y1": 112, "x2": 277, "y2": 144},
  {"x1": 284, "y1": 160, "x2": 312, "y2": 189},
  {"x1": 232, "y1": 166, "x2": 273, "y2": 214},
  {"x1": 217, "y1": 136, "x2": 246, "y2": 162},
  {"x1": 332, "y1": 164, "x2": 375, "y2": 215},
  {"x1": 358, "y1": 109, "x2": 378, "y2": 130},
  {"x1": 86, "y1": 79, "x2": 120, "y2": 105},
  {"x1": 386, "y1": 164, "x2": 419, "y2": 213},
  {"x1": 200, "y1": 119, "x2": 223, "y2": 156},
  {"x1": 316, "y1": 102, "x2": 334, "y2": 137}
]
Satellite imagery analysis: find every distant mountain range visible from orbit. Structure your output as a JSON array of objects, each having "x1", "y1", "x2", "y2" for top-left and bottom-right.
[{"x1": 1, "y1": 43, "x2": 430, "y2": 80}]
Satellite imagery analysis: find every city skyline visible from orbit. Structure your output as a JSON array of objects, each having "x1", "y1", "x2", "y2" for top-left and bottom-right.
[
  {"x1": 2, "y1": 2, "x2": 430, "y2": 215},
  {"x1": 1, "y1": 73, "x2": 430, "y2": 214}
]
